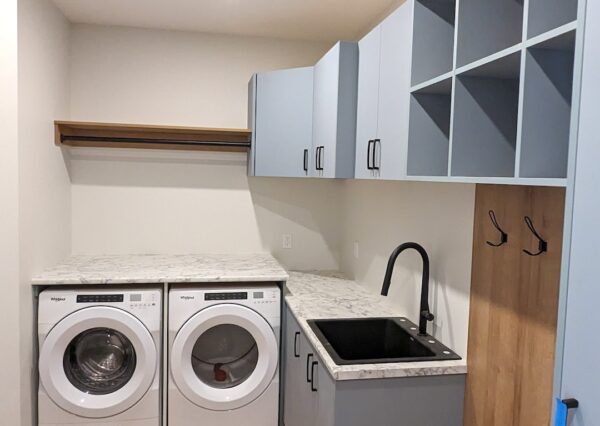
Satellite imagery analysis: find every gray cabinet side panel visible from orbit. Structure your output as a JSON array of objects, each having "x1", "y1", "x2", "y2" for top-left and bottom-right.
[
  {"x1": 560, "y1": 0, "x2": 600, "y2": 423},
  {"x1": 378, "y1": 1, "x2": 414, "y2": 180},
  {"x1": 334, "y1": 41, "x2": 359, "y2": 179},
  {"x1": 334, "y1": 375, "x2": 465, "y2": 426},
  {"x1": 255, "y1": 67, "x2": 313, "y2": 177},
  {"x1": 248, "y1": 75, "x2": 257, "y2": 176}
]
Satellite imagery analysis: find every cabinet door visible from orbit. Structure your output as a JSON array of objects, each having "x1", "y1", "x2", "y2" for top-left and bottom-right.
[
  {"x1": 312, "y1": 44, "x2": 341, "y2": 178},
  {"x1": 312, "y1": 42, "x2": 358, "y2": 179},
  {"x1": 354, "y1": 25, "x2": 382, "y2": 179},
  {"x1": 253, "y1": 67, "x2": 313, "y2": 177},
  {"x1": 284, "y1": 309, "x2": 318, "y2": 426},
  {"x1": 377, "y1": 1, "x2": 414, "y2": 180},
  {"x1": 283, "y1": 309, "x2": 304, "y2": 426},
  {"x1": 313, "y1": 354, "x2": 336, "y2": 426},
  {"x1": 298, "y1": 333, "x2": 319, "y2": 425}
]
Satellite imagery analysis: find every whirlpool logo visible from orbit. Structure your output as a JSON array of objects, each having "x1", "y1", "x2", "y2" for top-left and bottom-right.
[
  {"x1": 50, "y1": 297, "x2": 66, "y2": 302},
  {"x1": 180, "y1": 296, "x2": 195, "y2": 300}
]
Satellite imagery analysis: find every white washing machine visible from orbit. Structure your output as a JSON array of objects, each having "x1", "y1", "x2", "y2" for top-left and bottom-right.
[
  {"x1": 38, "y1": 288, "x2": 161, "y2": 426},
  {"x1": 168, "y1": 285, "x2": 280, "y2": 426}
]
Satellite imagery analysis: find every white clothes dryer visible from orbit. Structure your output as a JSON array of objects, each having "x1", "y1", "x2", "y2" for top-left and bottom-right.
[
  {"x1": 38, "y1": 288, "x2": 161, "y2": 426},
  {"x1": 168, "y1": 285, "x2": 280, "y2": 426}
]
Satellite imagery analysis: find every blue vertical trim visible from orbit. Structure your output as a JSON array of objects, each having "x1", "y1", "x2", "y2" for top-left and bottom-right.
[{"x1": 555, "y1": 399, "x2": 568, "y2": 426}]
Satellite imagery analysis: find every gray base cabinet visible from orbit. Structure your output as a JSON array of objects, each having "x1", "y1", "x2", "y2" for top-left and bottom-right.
[{"x1": 283, "y1": 305, "x2": 465, "y2": 426}]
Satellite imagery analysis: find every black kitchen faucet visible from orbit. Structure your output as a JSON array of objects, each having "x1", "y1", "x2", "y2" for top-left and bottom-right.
[{"x1": 381, "y1": 242, "x2": 435, "y2": 336}]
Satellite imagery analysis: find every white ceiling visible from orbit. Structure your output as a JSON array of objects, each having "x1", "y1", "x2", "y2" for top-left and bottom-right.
[{"x1": 51, "y1": 0, "x2": 404, "y2": 42}]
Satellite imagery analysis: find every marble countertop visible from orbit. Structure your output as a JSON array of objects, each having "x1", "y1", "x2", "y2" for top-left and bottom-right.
[
  {"x1": 31, "y1": 254, "x2": 289, "y2": 285},
  {"x1": 285, "y1": 271, "x2": 467, "y2": 381}
]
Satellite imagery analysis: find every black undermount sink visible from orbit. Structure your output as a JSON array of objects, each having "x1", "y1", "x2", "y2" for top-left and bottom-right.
[{"x1": 307, "y1": 317, "x2": 461, "y2": 365}]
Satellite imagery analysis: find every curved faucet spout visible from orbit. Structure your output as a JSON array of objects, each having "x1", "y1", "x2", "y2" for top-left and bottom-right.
[{"x1": 380, "y1": 242, "x2": 434, "y2": 336}]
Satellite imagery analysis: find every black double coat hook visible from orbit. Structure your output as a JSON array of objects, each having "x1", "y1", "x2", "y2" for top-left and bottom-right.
[
  {"x1": 486, "y1": 210, "x2": 508, "y2": 247},
  {"x1": 523, "y1": 216, "x2": 548, "y2": 256}
]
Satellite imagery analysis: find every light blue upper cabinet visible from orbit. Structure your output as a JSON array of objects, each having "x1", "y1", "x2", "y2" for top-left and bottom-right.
[
  {"x1": 311, "y1": 41, "x2": 359, "y2": 179},
  {"x1": 248, "y1": 67, "x2": 314, "y2": 177},
  {"x1": 354, "y1": 2, "x2": 414, "y2": 180},
  {"x1": 354, "y1": 26, "x2": 381, "y2": 179}
]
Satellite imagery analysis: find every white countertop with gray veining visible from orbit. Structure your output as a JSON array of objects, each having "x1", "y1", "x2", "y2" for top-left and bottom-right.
[
  {"x1": 31, "y1": 254, "x2": 289, "y2": 285},
  {"x1": 285, "y1": 271, "x2": 467, "y2": 381}
]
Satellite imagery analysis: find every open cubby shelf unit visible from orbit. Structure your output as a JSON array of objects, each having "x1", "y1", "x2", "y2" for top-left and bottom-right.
[{"x1": 407, "y1": 0, "x2": 579, "y2": 186}]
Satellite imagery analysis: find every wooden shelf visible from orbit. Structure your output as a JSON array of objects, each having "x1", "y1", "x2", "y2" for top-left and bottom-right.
[{"x1": 55, "y1": 121, "x2": 252, "y2": 152}]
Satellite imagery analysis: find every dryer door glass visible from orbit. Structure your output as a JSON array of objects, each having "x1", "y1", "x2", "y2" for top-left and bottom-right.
[
  {"x1": 63, "y1": 327, "x2": 137, "y2": 395},
  {"x1": 191, "y1": 324, "x2": 258, "y2": 389}
]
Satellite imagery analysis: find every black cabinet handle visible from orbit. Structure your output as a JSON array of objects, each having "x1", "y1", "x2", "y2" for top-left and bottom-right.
[
  {"x1": 317, "y1": 146, "x2": 321, "y2": 170},
  {"x1": 367, "y1": 140, "x2": 374, "y2": 170},
  {"x1": 373, "y1": 139, "x2": 381, "y2": 170},
  {"x1": 311, "y1": 361, "x2": 318, "y2": 392},
  {"x1": 316, "y1": 146, "x2": 325, "y2": 171},
  {"x1": 303, "y1": 149, "x2": 308, "y2": 173},
  {"x1": 315, "y1": 147, "x2": 323, "y2": 171},
  {"x1": 294, "y1": 332, "x2": 300, "y2": 358},
  {"x1": 306, "y1": 354, "x2": 314, "y2": 382}
]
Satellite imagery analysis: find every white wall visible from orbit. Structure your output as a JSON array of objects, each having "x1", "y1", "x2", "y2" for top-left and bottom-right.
[
  {"x1": 69, "y1": 24, "x2": 331, "y2": 127},
  {"x1": 68, "y1": 24, "x2": 340, "y2": 270},
  {"x1": 18, "y1": 0, "x2": 72, "y2": 424},
  {"x1": 340, "y1": 180, "x2": 475, "y2": 356},
  {"x1": 0, "y1": 0, "x2": 22, "y2": 423}
]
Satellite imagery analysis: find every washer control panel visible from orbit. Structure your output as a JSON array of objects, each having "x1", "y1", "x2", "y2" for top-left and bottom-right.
[
  {"x1": 202, "y1": 289, "x2": 279, "y2": 305},
  {"x1": 77, "y1": 294, "x2": 124, "y2": 303},
  {"x1": 205, "y1": 292, "x2": 248, "y2": 301},
  {"x1": 128, "y1": 292, "x2": 159, "y2": 309}
]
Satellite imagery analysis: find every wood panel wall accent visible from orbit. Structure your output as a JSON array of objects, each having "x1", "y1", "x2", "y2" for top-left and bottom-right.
[
  {"x1": 464, "y1": 185, "x2": 565, "y2": 426},
  {"x1": 55, "y1": 121, "x2": 252, "y2": 152}
]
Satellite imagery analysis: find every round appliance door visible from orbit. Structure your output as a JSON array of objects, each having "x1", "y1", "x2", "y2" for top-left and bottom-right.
[
  {"x1": 39, "y1": 306, "x2": 157, "y2": 418},
  {"x1": 171, "y1": 304, "x2": 278, "y2": 411}
]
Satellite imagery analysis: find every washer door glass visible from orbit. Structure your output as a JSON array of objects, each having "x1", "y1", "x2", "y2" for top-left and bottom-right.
[
  {"x1": 63, "y1": 327, "x2": 137, "y2": 395},
  {"x1": 191, "y1": 324, "x2": 258, "y2": 389}
]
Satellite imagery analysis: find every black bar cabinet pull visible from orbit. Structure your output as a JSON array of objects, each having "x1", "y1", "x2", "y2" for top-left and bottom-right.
[
  {"x1": 303, "y1": 149, "x2": 308, "y2": 173},
  {"x1": 316, "y1": 147, "x2": 325, "y2": 171},
  {"x1": 367, "y1": 140, "x2": 374, "y2": 170},
  {"x1": 315, "y1": 146, "x2": 321, "y2": 170},
  {"x1": 320, "y1": 146, "x2": 325, "y2": 170},
  {"x1": 293, "y1": 332, "x2": 300, "y2": 358},
  {"x1": 311, "y1": 361, "x2": 318, "y2": 392},
  {"x1": 373, "y1": 139, "x2": 381, "y2": 170},
  {"x1": 306, "y1": 354, "x2": 314, "y2": 382}
]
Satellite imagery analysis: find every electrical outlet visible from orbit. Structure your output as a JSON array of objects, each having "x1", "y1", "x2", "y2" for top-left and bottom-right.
[
  {"x1": 353, "y1": 241, "x2": 359, "y2": 259},
  {"x1": 282, "y1": 234, "x2": 293, "y2": 249}
]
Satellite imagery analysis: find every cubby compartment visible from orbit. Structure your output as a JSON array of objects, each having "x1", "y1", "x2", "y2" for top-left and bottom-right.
[
  {"x1": 411, "y1": 0, "x2": 456, "y2": 86},
  {"x1": 451, "y1": 52, "x2": 521, "y2": 177},
  {"x1": 527, "y1": 0, "x2": 578, "y2": 39},
  {"x1": 519, "y1": 31, "x2": 575, "y2": 179},
  {"x1": 407, "y1": 78, "x2": 452, "y2": 176},
  {"x1": 456, "y1": 0, "x2": 524, "y2": 67}
]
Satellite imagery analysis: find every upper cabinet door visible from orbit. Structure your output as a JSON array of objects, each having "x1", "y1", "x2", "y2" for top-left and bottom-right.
[
  {"x1": 377, "y1": 2, "x2": 414, "y2": 180},
  {"x1": 355, "y1": 26, "x2": 382, "y2": 180},
  {"x1": 312, "y1": 41, "x2": 359, "y2": 178},
  {"x1": 250, "y1": 67, "x2": 313, "y2": 177},
  {"x1": 353, "y1": 1, "x2": 414, "y2": 180}
]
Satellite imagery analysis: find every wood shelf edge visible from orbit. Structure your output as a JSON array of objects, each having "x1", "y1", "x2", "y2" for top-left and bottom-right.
[{"x1": 54, "y1": 120, "x2": 252, "y2": 153}]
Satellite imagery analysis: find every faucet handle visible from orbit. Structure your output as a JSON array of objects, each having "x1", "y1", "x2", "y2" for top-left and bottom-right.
[{"x1": 421, "y1": 311, "x2": 435, "y2": 322}]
